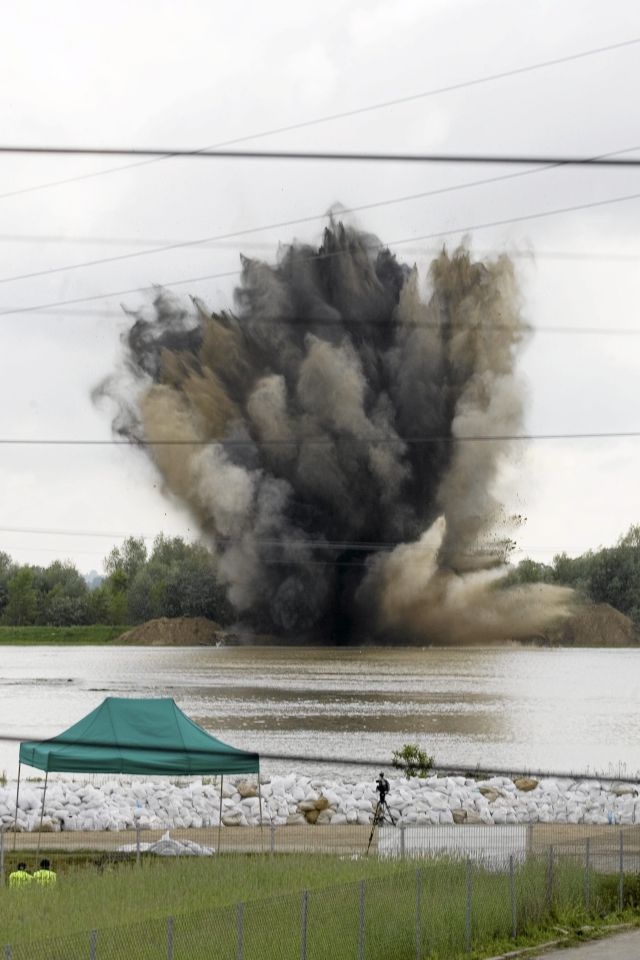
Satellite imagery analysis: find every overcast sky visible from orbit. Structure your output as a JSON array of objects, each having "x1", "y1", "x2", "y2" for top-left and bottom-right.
[{"x1": 0, "y1": 0, "x2": 639, "y2": 574}]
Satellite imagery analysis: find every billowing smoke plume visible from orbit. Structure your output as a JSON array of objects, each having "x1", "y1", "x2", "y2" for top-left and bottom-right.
[{"x1": 100, "y1": 222, "x2": 572, "y2": 643}]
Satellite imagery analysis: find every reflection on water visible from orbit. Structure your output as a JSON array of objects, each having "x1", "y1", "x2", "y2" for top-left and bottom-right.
[{"x1": 1, "y1": 645, "x2": 639, "y2": 779}]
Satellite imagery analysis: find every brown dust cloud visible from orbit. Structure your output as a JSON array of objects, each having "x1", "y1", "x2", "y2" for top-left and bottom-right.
[{"x1": 98, "y1": 222, "x2": 572, "y2": 643}]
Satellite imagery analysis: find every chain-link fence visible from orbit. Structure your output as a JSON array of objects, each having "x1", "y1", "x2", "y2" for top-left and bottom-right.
[
  {"x1": 2, "y1": 846, "x2": 638, "y2": 960},
  {"x1": 2, "y1": 821, "x2": 640, "y2": 874}
]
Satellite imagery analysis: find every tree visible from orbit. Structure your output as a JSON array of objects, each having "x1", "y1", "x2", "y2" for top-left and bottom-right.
[
  {"x1": 0, "y1": 551, "x2": 15, "y2": 618},
  {"x1": 37, "y1": 560, "x2": 89, "y2": 625},
  {"x1": 504, "y1": 558, "x2": 553, "y2": 586},
  {"x1": 506, "y1": 523, "x2": 640, "y2": 626},
  {"x1": 104, "y1": 537, "x2": 148, "y2": 582},
  {"x1": 3, "y1": 567, "x2": 38, "y2": 625}
]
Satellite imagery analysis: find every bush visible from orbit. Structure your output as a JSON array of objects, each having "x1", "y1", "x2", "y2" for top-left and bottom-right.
[{"x1": 391, "y1": 743, "x2": 434, "y2": 778}]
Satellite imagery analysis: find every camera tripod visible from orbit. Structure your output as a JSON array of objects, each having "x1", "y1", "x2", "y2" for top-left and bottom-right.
[{"x1": 366, "y1": 795, "x2": 396, "y2": 854}]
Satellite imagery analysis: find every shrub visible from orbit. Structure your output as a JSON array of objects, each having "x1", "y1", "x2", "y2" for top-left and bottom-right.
[{"x1": 391, "y1": 743, "x2": 434, "y2": 778}]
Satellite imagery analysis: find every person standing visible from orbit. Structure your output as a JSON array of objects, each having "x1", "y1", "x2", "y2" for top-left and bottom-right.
[
  {"x1": 9, "y1": 862, "x2": 32, "y2": 888},
  {"x1": 33, "y1": 858, "x2": 56, "y2": 885}
]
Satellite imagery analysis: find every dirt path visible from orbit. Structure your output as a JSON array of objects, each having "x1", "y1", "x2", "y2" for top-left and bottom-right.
[
  {"x1": 532, "y1": 928, "x2": 640, "y2": 958},
  {"x1": 7, "y1": 824, "x2": 376, "y2": 855}
]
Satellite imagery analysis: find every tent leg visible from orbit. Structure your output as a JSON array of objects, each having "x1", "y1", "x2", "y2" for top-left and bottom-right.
[
  {"x1": 34, "y1": 770, "x2": 48, "y2": 867},
  {"x1": 258, "y1": 776, "x2": 264, "y2": 853},
  {"x1": 217, "y1": 776, "x2": 223, "y2": 855},
  {"x1": 12, "y1": 762, "x2": 21, "y2": 851}
]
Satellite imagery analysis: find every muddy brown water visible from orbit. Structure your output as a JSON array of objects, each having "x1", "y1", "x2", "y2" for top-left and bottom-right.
[{"x1": 1, "y1": 645, "x2": 640, "y2": 779}]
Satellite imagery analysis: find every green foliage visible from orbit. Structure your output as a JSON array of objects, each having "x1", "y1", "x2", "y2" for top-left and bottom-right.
[
  {"x1": 0, "y1": 534, "x2": 232, "y2": 628},
  {"x1": 0, "y1": 854, "x2": 630, "y2": 958},
  {"x1": 3, "y1": 567, "x2": 39, "y2": 625},
  {"x1": 104, "y1": 537, "x2": 148, "y2": 582},
  {"x1": 505, "y1": 522, "x2": 640, "y2": 625},
  {"x1": 391, "y1": 743, "x2": 434, "y2": 778},
  {"x1": 597, "y1": 870, "x2": 640, "y2": 909}
]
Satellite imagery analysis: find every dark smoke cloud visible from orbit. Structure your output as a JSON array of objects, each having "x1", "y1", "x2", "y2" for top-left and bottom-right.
[{"x1": 99, "y1": 222, "x2": 572, "y2": 642}]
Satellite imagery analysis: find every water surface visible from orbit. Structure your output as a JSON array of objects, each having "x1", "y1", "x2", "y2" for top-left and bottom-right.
[{"x1": 1, "y1": 645, "x2": 639, "y2": 780}]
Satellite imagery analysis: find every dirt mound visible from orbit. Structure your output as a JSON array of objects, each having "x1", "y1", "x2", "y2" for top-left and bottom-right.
[
  {"x1": 540, "y1": 603, "x2": 640, "y2": 647},
  {"x1": 116, "y1": 617, "x2": 224, "y2": 646}
]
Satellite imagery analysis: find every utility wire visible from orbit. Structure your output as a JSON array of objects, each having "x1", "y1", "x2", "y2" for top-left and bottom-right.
[
  {"x1": 20, "y1": 308, "x2": 640, "y2": 337},
  {"x1": 0, "y1": 730, "x2": 637, "y2": 783},
  {"x1": 2, "y1": 34, "x2": 638, "y2": 203},
  {"x1": 0, "y1": 526, "x2": 597, "y2": 559},
  {"x1": 2, "y1": 233, "x2": 640, "y2": 265},
  {"x1": 3, "y1": 146, "x2": 640, "y2": 167},
  {"x1": 2, "y1": 187, "x2": 640, "y2": 319},
  {"x1": 0, "y1": 144, "x2": 637, "y2": 288},
  {"x1": 1, "y1": 431, "x2": 639, "y2": 447}
]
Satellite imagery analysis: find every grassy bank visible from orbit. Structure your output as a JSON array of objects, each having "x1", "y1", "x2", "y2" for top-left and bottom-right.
[
  {"x1": 0, "y1": 625, "x2": 128, "y2": 644},
  {"x1": 0, "y1": 853, "x2": 637, "y2": 958}
]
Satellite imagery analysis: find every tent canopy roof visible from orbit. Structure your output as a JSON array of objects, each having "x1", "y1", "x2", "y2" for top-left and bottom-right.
[{"x1": 19, "y1": 697, "x2": 259, "y2": 776}]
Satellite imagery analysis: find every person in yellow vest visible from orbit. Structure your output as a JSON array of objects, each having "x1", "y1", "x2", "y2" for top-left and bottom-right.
[
  {"x1": 33, "y1": 858, "x2": 56, "y2": 885},
  {"x1": 9, "y1": 862, "x2": 32, "y2": 888}
]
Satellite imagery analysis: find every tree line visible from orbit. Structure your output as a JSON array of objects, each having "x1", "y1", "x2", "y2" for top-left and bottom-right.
[
  {"x1": 1, "y1": 524, "x2": 639, "y2": 628},
  {"x1": 0, "y1": 535, "x2": 232, "y2": 627},
  {"x1": 504, "y1": 524, "x2": 640, "y2": 625}
]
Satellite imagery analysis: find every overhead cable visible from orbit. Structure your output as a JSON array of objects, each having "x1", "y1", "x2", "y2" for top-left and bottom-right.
[
  {"x1": 2, "y1": 188, "x2": 640, "y2": 319},
  {"x1": 0, "y1": 144, "x2": 637, "y2": 288},
  {"x1": 1, "y1": 233, "x2": 640, "y2": 265},
  {"x1": 0, "y1": 730, "x2": 637, "y2": 783},
  {"x1": 1, "y1": 431, "x2": 639, "y2": 447},
  {"x1": 3, "y1": 146, "x2": 640, "y2": 167},
  {"x1": 2, "y1": 34, "x2": 638, "y2": 201}
]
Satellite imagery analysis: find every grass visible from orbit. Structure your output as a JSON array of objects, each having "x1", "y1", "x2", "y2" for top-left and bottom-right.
[
  {"x1": 0, "y1": 625, "x2": 128, "y2": 644},
  {"x1": 1, "y1": 853, "x2": 637, "y2": 959},
  {"x1": 0, "y1": 854, "x2": 408, "y2": 942}
]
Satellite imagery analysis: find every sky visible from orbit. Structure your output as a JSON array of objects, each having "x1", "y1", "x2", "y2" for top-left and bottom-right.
[{"x1": 0, "y1": 0, "x2": 639, "y2": 575}]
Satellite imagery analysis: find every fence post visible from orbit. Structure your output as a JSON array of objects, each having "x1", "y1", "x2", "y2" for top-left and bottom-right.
[
  {"x1": 546, "y1": 846, "x2": 554, "y2": 911},
  {"x1": 415, "y1": 867, "x2": 421, "y2": 960},
  {"x1": 236, "y1": 902, "x2": 245, "y2": 960},
  {"x1": 4, "y1": 946, "x2": 9, "y2": 960},
  {"x1": 270, "y1": 824, "x2": 276, "y2": 855},
  {"x1": 89, "y1": 929, "x2": 97, "y2": 960},
  {"x1": 167, "y1": 916, "x2": 174, "y2": 960},
  {"x1": 358, "y1": 879, "x2": 365, "y2": 960},
  {"x1": 300, "y1": 889, "x2": 308, "y2": 960},
  {"x1": 465, "y1": 859, "x2": 472, "y2": 954},
  {"x1": 136, "y1": 822, "x2": 141, "y2": 866},
  {"x1": 619, "y1": 831, "x2": 624, "y2": 912},
  {"x1": 584, "y1": 838, "x2": 590, "y2": 911},
  {"x1": 400, "y1": 823, "x2": 406, "y2": 859},
  {"x1": 509, "y1": 854, "x2": 517, "y2": 939}
]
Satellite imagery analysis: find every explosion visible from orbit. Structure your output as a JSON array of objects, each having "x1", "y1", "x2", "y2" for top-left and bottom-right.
[{"x1": 100, "y1": 222, "x2": 571, "y2": 642}]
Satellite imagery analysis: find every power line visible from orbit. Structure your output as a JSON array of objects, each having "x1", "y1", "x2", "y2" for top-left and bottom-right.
[
  {"x1": 0, "y1": 730, "x2": 637, "y2": 783},
  {"x1": 25, "y1": 308, "x2": 640, "y2": 336},
  {"x1": 3, "y1": 146, "x2": 640, "y2": 167},
  {"x1": 2, "y1": 232, "x2": 640, "y2": 265},
  {"x1": 1, "y1": 431, "x2": 640, "y2": 447},
  {"x1": 0, "y1": 526, "x2": 605, "y2": 559},
  {"x1": 1, "y1": 144, "x2": 637, "y2": 288},
  {"x1": 2, "y1": 34, "x2": 638, "y2": 203},
  {"x1": 2, "y1": 188, "x2": 640, "y2": 319},
  {"x1": 19, "y1": 306, "x2": 640, "y2": 336}
]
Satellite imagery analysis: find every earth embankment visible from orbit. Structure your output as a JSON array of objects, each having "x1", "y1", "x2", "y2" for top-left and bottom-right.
[
  {"x1": 116, "y1": 617, "x2": 224, "y2": 646},
  {"x1": 538, "y1": 603, "x2": 640, "y2": 647}
]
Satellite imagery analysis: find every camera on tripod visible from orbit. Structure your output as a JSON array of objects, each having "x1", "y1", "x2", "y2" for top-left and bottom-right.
[
  {"x1": 375, "y1": 772, "x2": 390, "y2": 802},
  {"x1": 367, "y1": 772, "x2": 395, "y2": 853}
]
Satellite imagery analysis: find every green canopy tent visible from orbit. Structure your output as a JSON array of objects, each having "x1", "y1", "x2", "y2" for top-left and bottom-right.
[{"x1": 15, "y1": 697, "x2": 261, "y2": 854}]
